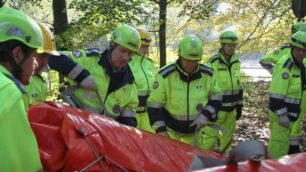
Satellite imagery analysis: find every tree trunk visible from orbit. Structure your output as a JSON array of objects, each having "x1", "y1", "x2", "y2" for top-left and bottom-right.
[
  {"x1": 52, "y1": 0, "x2": 69, "y2": 93},
  {"x1": 159, "y1": 0, "x2": 167, "y2": 68},
  {"x1": 53, "y1": 0, "x2": 68, "y2": 37}
]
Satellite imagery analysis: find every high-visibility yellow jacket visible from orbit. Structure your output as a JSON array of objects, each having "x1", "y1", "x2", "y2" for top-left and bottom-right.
[
  {"x1": 129, "y1": 54, "x2": 156, "y2": 113},
  {"x1": 0, "y1": 65, "x2": 42, "y2": 171},
  {"x1": 48, "y1": 49, "x2": 138, "y2": 126},
  {"x1": 260, "y1": 44, "x2": 291, "y2": 72},
  {"x1": 147, "y1": 60, "x2": 222, "y2": 134},
  {"x1": 25, "y1": 74, "x2": 48, "y2": 105},
  {"x1": 269, "y1": 54, "x2": 305, "y2": 121},
  {"x1": 207, "y1": 51, "x2": 243, "y2": 111}
]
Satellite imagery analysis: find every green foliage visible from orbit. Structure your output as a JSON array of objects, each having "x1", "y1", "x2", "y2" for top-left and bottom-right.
[
  {"x1": 178, "y1": 0, "x2": 218, "y2": 20},
  {"x1": 5, "y1": 0, "x2": 304, "y2": 99},
  {"x1": 211, "y1": 0, "x2": 301, "y2": 54},
  {"x1": 65, "y1": 0, "x2": 152, "y2": 48},
  {"x1": 46, "y1": 70, "x2": 60, "y2": 101}
]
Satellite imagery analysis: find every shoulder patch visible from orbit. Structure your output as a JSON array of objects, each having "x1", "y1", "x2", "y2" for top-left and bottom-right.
[
  {"x1": 153, "y1": 81, "x2": 159, "y2": 89},
  {"x1": 273, "y1": 50, "x2": 279, "y2": 55},
  {"x1": 282, "y1": 72, "x2": 289, "y2": 79},
  {"x1": 72, "y1": 50, "x2": 83, "y2": 58},
  {"x1": 199, "y1": 64, "x2": 213, "y2": 76},
  {"x1": 159, "y1": 64, "x2": 176, "y2": 78}
]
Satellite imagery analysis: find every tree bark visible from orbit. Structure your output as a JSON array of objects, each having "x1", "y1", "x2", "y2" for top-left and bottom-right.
[
  {"x1": 52, "y1": 0, "x2": 69, "y2": 93},
  {"x1": 159, "y1": 0, "x2": 167, "y2": 68},
  {"x1": 52, "y1": 0, "x2": 68, "y2": 37}
]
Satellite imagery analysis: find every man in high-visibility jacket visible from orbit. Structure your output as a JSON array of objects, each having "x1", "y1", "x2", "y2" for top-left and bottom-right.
[
  {"x1": 260, "y1": 22, "x2": 306, "y2": 155},
  {"x1": 268, "y1": 31, "x2": 306, "y2": 158},
  {"x1": 0, "y1": 7, "x2": 43, "y2": 171},
  {"x1": 203, "y1": 31, "x2": 243, "y2": 152},
  {"x1": 259, "y1": 22, "x2": 306, "y2": 73},
  {"x1": 24, "y1": 21, "x2": 59, "y2": 106},
  {"x1": 48, "y1": 24, "x2": 140, "y2": 127},
  {"x1": 129, "y1": 29, "x2": 155, "y2": 132},
  {"x1": 147, "y1": 35, "x2": 222, "y2": 148}
]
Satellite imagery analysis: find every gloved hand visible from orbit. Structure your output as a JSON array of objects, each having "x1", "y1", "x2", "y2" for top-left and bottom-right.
[
  {"x1": 278, "y1": 114, "x2": 290, "y2": 128},
  {"x1": 236, "y1": 106, "x2": 242, "y2": 120},
  {"x1": 190, "y1": 114, "x2": 209, "y2": 129},
  {"x1": 80, "y1": 75, "x2": 97, "y2": 90},
  {"x1": 158, "y1": 131, "x2": 169, "y2": 138}
]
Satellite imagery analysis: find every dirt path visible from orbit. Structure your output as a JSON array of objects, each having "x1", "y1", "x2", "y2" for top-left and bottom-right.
[{"x1": 234, "y1": 80, "x2": 270, "y2": 145}]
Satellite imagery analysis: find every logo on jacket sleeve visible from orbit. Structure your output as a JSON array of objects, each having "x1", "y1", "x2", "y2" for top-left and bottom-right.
[
  {"x1": 153, "y1": 81, "x2": 159, "y2": 89},
  {"x1": 72, "y1": 50, "x2": 82, "y2": 58},
  {"x1": 282, "y1": 72, "x2": 289, "y2": 79},
  {"x1": 112, "y1": 104, "x2": 122, "y2": 114}
]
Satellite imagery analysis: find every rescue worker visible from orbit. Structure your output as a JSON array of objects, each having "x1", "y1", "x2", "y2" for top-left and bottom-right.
[
  {"x1": 24, "y1": 21, "x2": 59, "y2": 106},
  {"x1": 147, "y1": 35, "x2": 222, "y2": 148},
  {"x1": 268, "y1": 31, "x2": 306, "y2": 158},
  {"x1": 203, "y1": 31, "x2": 243, "y2": 152},
  {"x1": 259, "y1": 22, "x2": 306, "y2": 73},
  {"x1": 260, "y1": 22, "x2": 306, "y2": 155},
  {"x1": 0, "y1": 7, "x2": 43, "y2": 171},
  {"x1": 48, "y1": 24, "x2": 140, "y2": 127},
  {"x1": 129, "y1": 28, "x2": 155, "y2": 132}
]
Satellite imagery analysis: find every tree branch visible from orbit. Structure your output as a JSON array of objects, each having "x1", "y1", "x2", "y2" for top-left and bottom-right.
[
  {"x1": 234, "y1": 0, "x2": 262, "y2": 28},
  {"x1": 238, "y1": 0, "x2": 278, "y2": 49},
  {"x1": 0, "y1": 0, "x2": 6, "y2": 7}
]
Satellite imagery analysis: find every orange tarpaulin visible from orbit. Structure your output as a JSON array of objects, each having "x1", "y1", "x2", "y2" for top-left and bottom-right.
[
  {"x1": 28, "y1": 102, "x2": 306, "y2": 171},
  {"x1": 28, "y1": 102, "x2": 223, "y2": 172}
]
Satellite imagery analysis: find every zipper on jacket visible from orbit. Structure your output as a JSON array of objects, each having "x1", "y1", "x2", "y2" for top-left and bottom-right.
[
  {"x1": 187, "y1": 76, "x2": 190, "y2": 121},
  {"x1": 228, "y1": 62, "x2": 234, "y2": 91},
  {"x1": 141, "y1": 57, "x2": 150, "y2": 93}
]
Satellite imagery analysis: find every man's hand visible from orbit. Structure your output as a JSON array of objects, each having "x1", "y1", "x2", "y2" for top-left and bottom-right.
[
  {"x1": 278, "y1": 114, "x2": 290, "y2": 128},
  {"x1": 236, "y1": 106, "x2": 242, "y2": 120},
  {"x1": 190, "y1": 114, "x2": 209, "y2": 129},
  {"x1": 158, "y1": 131, "x2": 169, "y2": 138},
  {"x1": 80, "y1": 75, "x2": 97, "y2": 90}
]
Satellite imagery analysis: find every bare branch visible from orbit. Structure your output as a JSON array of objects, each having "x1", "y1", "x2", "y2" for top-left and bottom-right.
[
  {"x1": 234, "y1": 0, "x2": 262, "y2": 27},
  {"x1": 238, "y1": 0, "x2": 278, "y2": 49}
]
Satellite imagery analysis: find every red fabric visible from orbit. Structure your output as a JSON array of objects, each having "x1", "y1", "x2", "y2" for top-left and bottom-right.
[{"x1": 29, "y1": 101, "x2": 223, "y2": 172}]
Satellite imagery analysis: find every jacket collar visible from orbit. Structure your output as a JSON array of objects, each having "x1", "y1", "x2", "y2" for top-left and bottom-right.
[
  {"x1": 98, "y1": 49, "x2": 134, "y2": 94},
  {"x1": 0, "y1": 65, "x2": 26, "y2": 94},
  {"x1": 175, "y1": 59, "x2": 201, "y2": 82},
  {"x1": 218, "y1": 49, "x2": 239, "y2": 65}
]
